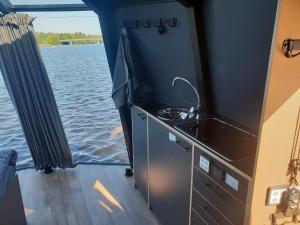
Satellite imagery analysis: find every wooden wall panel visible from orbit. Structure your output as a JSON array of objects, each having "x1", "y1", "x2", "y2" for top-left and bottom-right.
[{"x1": 250, "y1": 0, "x2": 300, "y2": 224}]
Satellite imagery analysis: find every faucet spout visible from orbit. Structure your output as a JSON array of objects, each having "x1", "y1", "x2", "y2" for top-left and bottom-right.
[{"x1": 171, "y1": 76, "x2": 200, "y2": 111}]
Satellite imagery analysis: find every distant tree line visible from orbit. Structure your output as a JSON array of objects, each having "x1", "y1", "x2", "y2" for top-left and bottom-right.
[{"x1": 34, "y1": 32, "x2": 103, "y2": 46}]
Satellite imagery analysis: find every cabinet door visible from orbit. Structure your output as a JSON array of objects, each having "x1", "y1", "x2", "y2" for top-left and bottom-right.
[
  {"x1": 132, "y1": 106, "x2": 148, "y2": 202},
  {"x1": 149, "y1": 118, "x2": 192, "y2": 225}
]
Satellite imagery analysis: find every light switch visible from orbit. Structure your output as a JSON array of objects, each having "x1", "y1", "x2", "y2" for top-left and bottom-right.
[
  {"x1": 199, "y1": 155, "x2": 210, "y2": 173},
  {"x1": 169, "y1": 132, "x2": 176, "y2": 142},
  {"x1": 225, "y1": 173, "x2": 239, "y2": 191}
]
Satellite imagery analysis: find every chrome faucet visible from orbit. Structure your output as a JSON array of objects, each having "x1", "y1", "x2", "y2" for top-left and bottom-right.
[{"x1": 171, "y1": 76, "x2": 201, "y2": 120}]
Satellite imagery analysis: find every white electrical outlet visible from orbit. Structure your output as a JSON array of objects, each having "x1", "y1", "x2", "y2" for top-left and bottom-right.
[
  {"x1": 199, "y1": 155, "x2": 210, "y2": 173},
  {"x1": 266, "y1": 186, "x2": 288, "y2": 205},
  {"x1": 225, "y1": 173, "x2": 239, "y2": 191},
  {"x1": 168, "y1": 132, "x2": 176, "y2": 142}
]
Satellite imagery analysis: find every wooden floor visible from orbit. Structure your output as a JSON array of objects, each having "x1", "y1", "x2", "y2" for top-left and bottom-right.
[{"x1": 18, "y1": 165, "x2": 159, "y2": 225}]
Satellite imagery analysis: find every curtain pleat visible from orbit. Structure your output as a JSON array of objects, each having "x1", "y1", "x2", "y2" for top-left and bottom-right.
[{"x1": 0, "y1": 13, "x2": 75, "y2": 170}]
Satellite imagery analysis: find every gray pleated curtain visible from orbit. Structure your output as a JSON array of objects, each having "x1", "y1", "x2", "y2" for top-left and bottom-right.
[{"x1": 0, "y1": 13, "x2": 75, "y2": 170}]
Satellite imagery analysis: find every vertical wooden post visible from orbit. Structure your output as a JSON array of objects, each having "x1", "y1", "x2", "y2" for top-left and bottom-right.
[{"x1": 250, "y1": 0, "x2": 300, "y2": 224}]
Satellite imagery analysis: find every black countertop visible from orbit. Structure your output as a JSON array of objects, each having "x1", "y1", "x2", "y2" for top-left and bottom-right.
[
  {"x1": 175, "y1": 118, "x2": 257, "y2": 178},
  {"x1": 136, "y1": 104, "x2": 256, "y2": 178},
  {"x1": 175, "y1": 118, "x2": 257, "y2": 162}
]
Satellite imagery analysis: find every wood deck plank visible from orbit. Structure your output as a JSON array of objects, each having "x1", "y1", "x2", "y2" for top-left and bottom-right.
[
  {"x1": 75, "y1": 165, "x2": 114, "y2": 225},
  {"x1": 85, "y1": 165, "x2": 136, "y2": 225},
  {"x1": 104, "y1": 166, "x2": 160, "y2": 225},
  {"x1": 18, "y1": 165, "x2": 159, "y2": 225}
]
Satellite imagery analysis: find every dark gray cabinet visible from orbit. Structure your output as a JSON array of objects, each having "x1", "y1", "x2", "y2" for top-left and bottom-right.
[
  {"x1": 148, "y1": 118, "x2": 192, "y2": 225},
  {"x1": 131, "y1": 106, "x2": 251, "y2": 225},
  {"x1": 192, "y1": 146, "x2": 248, "y2": 225},
  {"x1": 132, "y1": 106, "x2": 148, "y2": 202}
]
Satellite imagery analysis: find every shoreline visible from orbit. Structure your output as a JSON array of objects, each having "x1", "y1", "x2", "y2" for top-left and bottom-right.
[{"x1": 39, "y1": 43, "x2": 104, "y2": 47}]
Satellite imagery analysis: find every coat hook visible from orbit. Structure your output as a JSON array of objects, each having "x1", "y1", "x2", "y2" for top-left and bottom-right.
[
  {"x1": 155, "y1": 19, "x2": 163, "y2": 28},
  {"x1": 155, "y1": 19, "x2": 167, "y2": 35},
  {"x1": 168, "y1": 17, "x2": 178, "y2": 27},
  {"x1": 142, "y1": 19, "x2": 151, "y2": 29},
  {"x1": 133, "y1": 20, "x2": 140, "y2": 29}
]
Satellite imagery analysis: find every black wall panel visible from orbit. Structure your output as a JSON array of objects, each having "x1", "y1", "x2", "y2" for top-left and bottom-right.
[
  {"x1": 91, "y1": 1, "x2": 203, "y2": 167},
  {"x1": 84, "y1": 0, "x2": 279, "y2": 167},
  {"x1": 115, "y1": 2, "x2": 204, "y2": 110},
  {"x1": 195, "y1": 0, "x2": 278, "y2": 131}
]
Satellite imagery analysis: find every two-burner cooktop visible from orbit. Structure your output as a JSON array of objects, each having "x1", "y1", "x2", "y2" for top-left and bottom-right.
[{"x1": 175, "y1": 118, "x2": 257, "y2": 162}]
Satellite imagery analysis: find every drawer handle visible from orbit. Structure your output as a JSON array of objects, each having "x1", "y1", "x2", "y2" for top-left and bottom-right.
[
  {"x1": 203, "y1": 206, "x2": 209, "y2": 211},
  {"x1": 204, "y1": 182, "x2": 224, "y2": 200},
  {"x1": 202, "y1": 205, "x2": 223, "y2": 223},
  {"x1": 137, "y1": 113, "x2": 146, "y2": 120},
  {"x1": 175, "y1": 140, "x2": 192, "y2": 152}
]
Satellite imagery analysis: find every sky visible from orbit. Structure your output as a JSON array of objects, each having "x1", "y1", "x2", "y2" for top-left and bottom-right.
[
  {"x1": 28, "y1": 11, "x2": 102, "y2": 35},
  {"x1": 10, "y1": 0, "x2": 102, "y2": 35}
]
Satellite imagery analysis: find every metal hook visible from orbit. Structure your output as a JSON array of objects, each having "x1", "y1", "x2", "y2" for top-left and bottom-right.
[
  {"x1": 123, "y1": 17, "x2": 176, "y2": 34},
  {"x1": 142, "y1": 19, "x2": 151, "y2": 29},
  {"x1": 168, "y1": 17, "x2": 178, "y2": 27},
  {"x1": 134, "y1": 20, "x2": 139, "y2": 29},
  {"x1": 155, "y1": 19, "x2": 163, "y2": 28},
  {"x1": 155, "y1": 19, "x2": 167, "y2": 35}
]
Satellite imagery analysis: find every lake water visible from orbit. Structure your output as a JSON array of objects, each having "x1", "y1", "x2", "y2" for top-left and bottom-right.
[{"x1": 0, "y1": 44, "x2": 128, "y2": 169}]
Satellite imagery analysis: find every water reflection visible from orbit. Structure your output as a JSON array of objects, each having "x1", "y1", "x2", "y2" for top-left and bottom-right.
[{"x1": 0, "y1": 44, "x2": 129, "y2": 168}]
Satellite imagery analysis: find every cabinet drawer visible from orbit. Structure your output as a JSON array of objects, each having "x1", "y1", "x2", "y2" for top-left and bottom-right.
[
  {"x1": 193, "y1": 167, "x2": 245, "y2": 224},
  {"x1": 194, "y1": 147, "x2": 248, "y2": 203},
  {"x1": 192, "y1": 189, "x2": 233, "y2": 225},
  {"x1": 191, "y1": 209, "x2": 210, "y2": 225}
]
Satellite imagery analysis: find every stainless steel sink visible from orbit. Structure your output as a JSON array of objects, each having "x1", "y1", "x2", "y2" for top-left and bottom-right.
[
  {"x1": 157, "y1": 77, "x2": 201, "y2": 121},
  {"x1": 157, "y1": 107, "x2": 193, "y2": 121}
]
